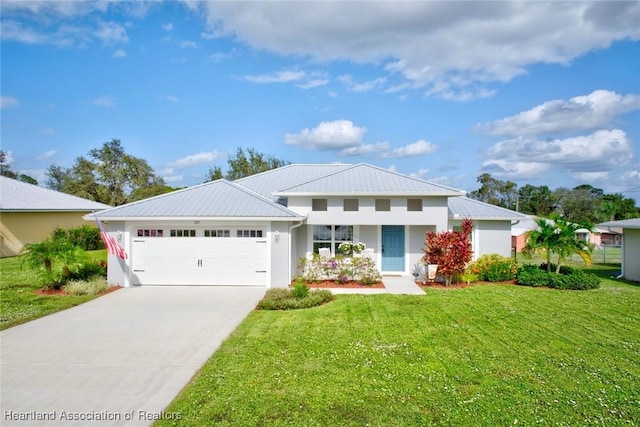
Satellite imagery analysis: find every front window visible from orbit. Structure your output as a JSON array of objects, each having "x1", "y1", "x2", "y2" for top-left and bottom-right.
[{"x1": 313, "y1": 225, "x2": 353, "y2": 254}]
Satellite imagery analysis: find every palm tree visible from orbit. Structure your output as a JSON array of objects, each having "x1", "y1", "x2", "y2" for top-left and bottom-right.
[
  {"x1": 522, "y1": 215, "x2": 594, "y2": 273},
  {"x1": 21, "y1": 236, "x2": 89, "y2": 289}
]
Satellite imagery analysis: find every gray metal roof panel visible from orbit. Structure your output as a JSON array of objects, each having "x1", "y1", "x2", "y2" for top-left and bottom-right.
[
  {"x1": 0, "y1": 176, "x2": 111, "y2": 211},
  {"x1": 448, "y1": 197, "x2": 528, "y2": 220},
  {"x1": 272, "y1": 163, "x2": 464, "y2": 196},
  {"x1": 235, "y1": 164, "x2": 352, "y2": 199},
  {"x1": 93, "y1": 179, "x2": 302, "y2": 219}
]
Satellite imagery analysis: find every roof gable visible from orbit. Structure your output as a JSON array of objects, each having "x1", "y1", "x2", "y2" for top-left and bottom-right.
[
  {"x1": 0, "y1": 176, "x2": 111, "y2": 211},
  {"x1": 92, "y1": 179, "x2": 302, "y2": 219},
  {"x1": 235, "y1": 164, "x2": 352, "y2": 200},
  {"x1": 272, "y1": 163, "x2": 464, "y2": 196}
]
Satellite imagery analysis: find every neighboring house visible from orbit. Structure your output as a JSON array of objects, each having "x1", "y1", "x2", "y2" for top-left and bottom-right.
[
  {"x1": 89, "y1": 163, "x2": 526, "y2": 288},
  {"x1": 511, "y1": 215, "x2": 605, "y2": 252},
  {"x1": 599, "y1": 219, "x2": 640, "y2": 282},
  {"x1": 0, "y1": 176, "x2": 111, "y2": 257}
]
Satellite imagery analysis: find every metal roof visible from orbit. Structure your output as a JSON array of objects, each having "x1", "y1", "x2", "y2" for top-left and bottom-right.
[
  {"x1": 0, "y1": 176, "x2": 111, "y2": 212},
  {"x1": 235, "y1": 163, "x2": 352, "y2": 200},
  {"x1": 599, "y1": 218, "x2": 640, "y2": 230},
  {"x1": 448, "y1": 197, "x2": 529, "y2": 220},
  {"x1": 272, "y1": 163, "x2": 465, "y2": 196},
  {"x1": 91, "y1": 179, "x2": 303, "y2": 220}
]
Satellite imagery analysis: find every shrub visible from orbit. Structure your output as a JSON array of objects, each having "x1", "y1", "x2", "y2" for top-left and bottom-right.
[
  {"x1": 64, "y1": 277, "x2": 110, "y2": 296},
  {"x1": 257, "y1": 288, "x2": 333, "y2": 310},
  {"x1": 65, "y1": 261, "x2": 107, "y2": 282},
  {"x1": 52, "y1": 225, "x2": 104, "y2": 251},
  {"x1": 516, "y1": 264, "x2": 549, "y2": 287},
  {"x1": 539, "y1": 263, "x2": 574, "y2": 275},
  {"x1": 291, "y1": 278, "x2": 309, "y2": 298},
  {"x1": 468, "y1": 254, "x2": 517, "y2": 282},
  {"x1": 516, "y1": 264, "x2": 601, "y2": 290}
]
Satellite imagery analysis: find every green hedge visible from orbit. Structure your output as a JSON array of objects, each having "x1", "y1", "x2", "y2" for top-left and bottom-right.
[{"x1": 516, "y1": 264, "x2": 600, "y2": 290}]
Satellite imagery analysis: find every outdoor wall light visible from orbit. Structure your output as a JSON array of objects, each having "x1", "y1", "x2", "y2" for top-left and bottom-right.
[{"x1": 274, "y1": 231, "x2": 280, "y2": 243}]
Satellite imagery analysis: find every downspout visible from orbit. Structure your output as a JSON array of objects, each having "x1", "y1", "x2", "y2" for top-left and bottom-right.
[
  {"x1": 288, "y1": 219, "x2": 305, "y2": 286},
  {"x1": 617, "y1": 233, "x2": 624, "y2": 279}
]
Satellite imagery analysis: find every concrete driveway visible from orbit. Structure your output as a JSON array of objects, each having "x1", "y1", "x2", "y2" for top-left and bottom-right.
[{"x1": 0, "y1": 286, "x2": 265, "y2": 426}]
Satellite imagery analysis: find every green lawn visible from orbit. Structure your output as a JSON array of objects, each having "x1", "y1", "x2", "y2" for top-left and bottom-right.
[
  {"x1": 158, "y1": 273, "x2": 639, "y2": 426},
  {"x1": 0, "y1": 250, "x2": 108, "y2": 330}
]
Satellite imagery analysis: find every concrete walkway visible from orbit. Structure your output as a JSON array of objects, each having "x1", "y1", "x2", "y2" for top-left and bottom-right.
[
  {"x1": 329, "y1": 275, "x2": 424, "y2": 295},
  {"x1": 0, "y1": 286, "x2": 265, "y2": 427}
]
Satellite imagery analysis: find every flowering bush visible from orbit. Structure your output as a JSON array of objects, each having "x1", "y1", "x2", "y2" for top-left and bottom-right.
[
  {"x1": 467, "y1": 254, "x2": 517, "y2": 282},
  {"x1": 297, "y1": 253, "x2": 380, "y2": 285}
]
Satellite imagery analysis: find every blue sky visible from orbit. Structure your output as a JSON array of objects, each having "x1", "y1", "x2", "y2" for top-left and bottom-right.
[{"x1": 1, "y1": 1, "x2": 639, "y2": 198}]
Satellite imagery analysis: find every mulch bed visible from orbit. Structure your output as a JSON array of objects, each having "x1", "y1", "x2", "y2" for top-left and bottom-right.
[
  {"x1": 34, "y1": 285, "x2": 123, "y2": 296},
  {"x1": 300, "y1": 280, "x2": 385, "y2": 289},
  {"x1": 419, "y1": 280, "x2": 517, "y2": 289}
]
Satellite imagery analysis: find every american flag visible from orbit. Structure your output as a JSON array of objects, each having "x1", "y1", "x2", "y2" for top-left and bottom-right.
[{"x1": 94, "y1": 215, "x2": 127, "y2": 260}]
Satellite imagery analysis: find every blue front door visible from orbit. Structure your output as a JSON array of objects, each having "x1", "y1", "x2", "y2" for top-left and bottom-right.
[{"x1": 382, "y1": 225, "x2": 405, "y2": 271}]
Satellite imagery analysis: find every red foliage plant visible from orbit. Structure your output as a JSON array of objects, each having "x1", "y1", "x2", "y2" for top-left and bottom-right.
[{"x1": 423, "y1": 218, "x2": 474, "y2": 286}]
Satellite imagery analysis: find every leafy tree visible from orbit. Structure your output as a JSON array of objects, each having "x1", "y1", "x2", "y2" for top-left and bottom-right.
[
  {"x1": 522, "y1": 215, "x2": 594, "y2": 273},
  {"x1": 553, "y1": 185, "x2": 606, "y2": 223},
  {"x1": 596, "y1": 193, "x2": 638, "y2": 222},
  {"x1": 469, "y1": 173, "x2": 518, "y2": 209},
  {"x1": 46, "y1": 139, "x2": 168, "y2": 205},
  {"x1": 517, "y1": 184, "x2": 556, "y2": 215},
  {"x1": 423, "y1": 218, "x2": 474, "y2": 286},
  {"x1": 206, "y1": 147, "x2": 290, "y2": 181}
]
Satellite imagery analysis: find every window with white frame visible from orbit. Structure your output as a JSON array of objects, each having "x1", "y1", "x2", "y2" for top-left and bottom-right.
[
  {"x1": 312, "y1": 225, "x2": 353, "y2": 254},
  {"x1": 312, "y1": 198, "x2": 328, "y2": 211},
  {"x1": 137, "y1": 229, "x2": 164, "y2": 237},
  {"x1": 237, "y1": 229, "x2": 264, "y2": 238},
  {"x1": 407, "y1": 198, "x2": 423, "y2": 211},
  {"x1": 170, "y1": 229, "x2": 196, "y2": 237},
  {"x1": 375, "y1": 198, "x2": 391, "y2": 211},
  {"x1": 343, "y1": 198, "x2": 359, "y2": 211}
]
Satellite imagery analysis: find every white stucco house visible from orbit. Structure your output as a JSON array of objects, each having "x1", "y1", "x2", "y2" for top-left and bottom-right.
[
  {"x1": 88, "y1": 163, "x2": 527, "y2": 288},
  {"x1": 599, "y1": 218, "x2": 640, "y2": 282}
]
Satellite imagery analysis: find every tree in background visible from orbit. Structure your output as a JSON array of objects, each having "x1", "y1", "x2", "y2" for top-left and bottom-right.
[
  {"x1": 469, "y1": 173, "x2": 518, "y2": 209},
  {"x1": 46, "y1": 139, "x2": 169, "y2": 206},
  {"x1": 206, "y1": 147, "x2": 290, "y2": 181},
  {"x1": 517, "y1": 184, "x2": 556, "y2": 216},
  {"x1": 423, "y1": 218, "x2": 474, "y2": 286},
  {"x1": 0, "y1": 150, "x2": 38, "y2": 184},
  {"x1": 522, "y1": 215, "x2": 594, "y2": 273}
]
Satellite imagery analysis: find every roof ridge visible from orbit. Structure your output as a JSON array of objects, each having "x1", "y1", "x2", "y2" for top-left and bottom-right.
[{"x1": 223, "y1": 179, "x2": 301, "y2": 216}]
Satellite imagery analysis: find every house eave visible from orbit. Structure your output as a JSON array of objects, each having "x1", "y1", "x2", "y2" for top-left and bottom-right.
[
  {"x1": 83, "y1": 215, "x2": 305, "y2": 222},
  {"x1": 274, "y1": 191, "x2": 464, "y2": 197}
]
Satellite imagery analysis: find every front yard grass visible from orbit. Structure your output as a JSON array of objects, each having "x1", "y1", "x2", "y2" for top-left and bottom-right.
[
  {"x1": 0, "y1": 250, "x2": 108, "y2": 330},
  {"x1": 158, "y1": 273, "x2": 639, "y2": 426}
]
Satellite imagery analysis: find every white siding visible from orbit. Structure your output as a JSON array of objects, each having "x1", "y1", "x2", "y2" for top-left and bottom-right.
[
  {"x1": 623, "y1": 228, "x2": 640, "y2": 282},
  {"x1": 409, "y1": 225, "x2": 435, "y2": 273}
]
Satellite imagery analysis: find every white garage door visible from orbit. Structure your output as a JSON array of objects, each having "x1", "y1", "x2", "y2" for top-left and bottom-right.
[{"x1": 130, "y1": 226, "x2": 268, "y2": 286}]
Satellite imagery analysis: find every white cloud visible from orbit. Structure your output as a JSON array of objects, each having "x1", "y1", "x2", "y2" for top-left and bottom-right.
[
  {"x1": 285, "y1": 120, "x2": 367, "y2": 150},
  {"x1": 190, "y1": 1, "x2": 640, "y2": 100},
  {"x1": 92, "y1": 96, "x2": 115, "y2": 107},
  {"x1": 245, "y1": 70, "x2": 305, "y2": 84},
  {"x1": 409, "y1": 168, "x2": 430, "y2": 179},
  {"x1": 36, "y1": 150, "x2": 57, "y2": 160},
  {"x1": 481, "y1": 129, "x2": 634, "y2": 180},
  {"x1": 94, "y1": 21, "x2": 128, "y2": 44},
  {"x1": 296, "y1": 79, "x2": 329, "y2": 89},
  {"x1": 112, "y1": 49, "x2": 127, "y2": 58},
  {"x1": 381, "y1": 140, "x2": 437, "y2": 159},
  {"x1": 167, "y1": 151, "x2": 220, "y2": 169},
  {"x1": 163, "y1": 174, "x2": 183, "y2": 183},
  {"x1": 180, "y1": 40, "x2": 197, "y2": 49},
  {"x1": 165, "y1": 95, "x2": 179, "y2": 102},
  {"x1": 163, "y1": 23, "x2": 174, "y2": 31},
  {"x1": 478, "y1": 90, "x2": 640, "y2": 136},
  {"x1": 339, "y1": 142, "x2": 390, "y2": 157},
  {"x1": 0, "y1": 96, "x2": 20, "y2": 109}
]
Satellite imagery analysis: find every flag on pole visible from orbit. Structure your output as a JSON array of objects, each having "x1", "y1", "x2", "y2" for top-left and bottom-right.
[{"x1": 94, "y1": 215, "x2": 127, "y2": 260}]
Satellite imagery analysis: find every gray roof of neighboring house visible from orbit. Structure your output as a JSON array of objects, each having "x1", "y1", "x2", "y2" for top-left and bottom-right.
[
  {"x1": 91, "y1": 179, "x2": 303, "y2": 220},
  {"x1": 236, "y1": 164, "x2": 352, "y2": 200},
  {"x1": 599, "y1": 218, "x2": 640, "y2": 230},
  {"x1": 0, "y1": 176, "x2": 111, "y2": 212},
  {"x1": 448, "y1": 197, "x2": 528, "y2": 221},
  {"x1": 271, "y1": 163, "x2": 464, "y2": 196}
]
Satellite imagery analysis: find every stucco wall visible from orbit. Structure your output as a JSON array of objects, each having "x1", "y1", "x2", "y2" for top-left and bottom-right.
[
  {"x1": 623, "y1": 228, "x2": 640, "y2": 282},
  {"x1": 1, "y1": 211, "x2": 95, "y2": 258},
  {"x1": 270, "y1": 222, "x2": 292, "y2": 288},
  {"x1": 409, "y1": 225, "x2": 435, "y2": 274}
]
